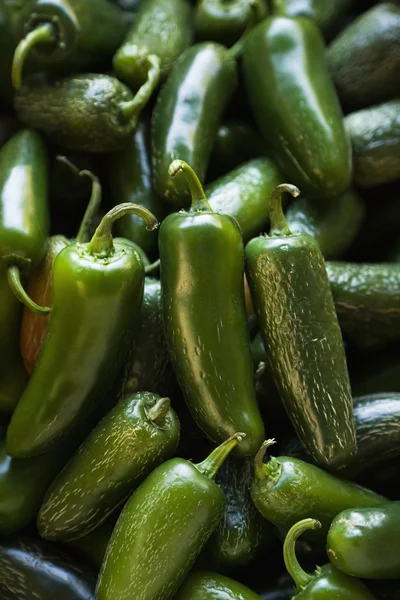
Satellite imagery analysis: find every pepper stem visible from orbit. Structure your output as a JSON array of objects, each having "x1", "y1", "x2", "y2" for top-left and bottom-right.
[
  {"x1": 196, "y1": 433, "x2": 246, "y2": 480},
  {"x1": 12, "y1": 23, "x2": 56, "y2": 90},
  {"x1": 254, "y1": 439, "x2": 276, "y2": 480},
  {"x1": 269, "y1": 184, "x2": 300, "y2": 236},
  {"x1": 283, "y1": 519, "x2": 321, "y2": 590},
  {"x1": 146, "y1": 397, "x2": 171, "y2": 427},
  {"x1": 7, "y1": 265, "x2": 51, "y2": 314},
  {"x1": 119, "y1": 54, "x2": 160, "y2": 123},
  {"x1": 87, "y1": 203, "x2": 158, "y2": 255},
  {"x1": 271, "y1": 0, "x2": 288, "y2": 16},
  {"x1": 56, "y1": 156, "x2": 102, "y2": 243},
  {"x1": 228, "y1": 0, "x2": 259, "y2": 59},
  {"x1": 169, "y1": 160, "x2": 211, "y2": 212},
  {"x1": 145, "y1": 258, "x2": 160, "y2": 274}
]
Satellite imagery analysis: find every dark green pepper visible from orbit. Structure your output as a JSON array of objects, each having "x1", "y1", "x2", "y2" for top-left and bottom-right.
[
  {"x1": 12, "y1": 0, "x2": 126, "y2": 89},
  {"x1": 175, "y1": 570, "x2": 264, "y2": 599},
  {"x1": 245, "y1": 185, "x2": 355, "y2": 470},
  {"x1": 6, "y1": 203, "x2": 158, "y2": 458},
  {"x1": 38, "y1": 392, "x2": 180, "y2": 541},
  {"x1": 283, "y1": 519, "x2": 376, "y2": 599},
  {"x1": 96, "y1": 433, "x2": 245, "y2": 600},
  {"x1": 251, "y1": 440, "x2": 386, "y2": 541},
  {"x1": 242, "y1": 7, "x2": 351, "y2": 198},
  {"x1": 276, "y1": 0, "x2": 356, "y2": 37},
  {"x1": 159, "y1": 161, "x2": 265, "y2": 457},
  {"x1": 113, "y1": 0, "x2": 192, "y2": 93},
  {"x1": 195, "y1": 0, "x2": 267, "y2": 46},
  {"x1": 0, "y1": 536, "x2": 97, "y2": 599},
  {"x1": 328, "y1": 502, "x2": 400, "y2": 579},
  {"x1": 14, "y1": 73, "x2": 157, "y2": 153}
]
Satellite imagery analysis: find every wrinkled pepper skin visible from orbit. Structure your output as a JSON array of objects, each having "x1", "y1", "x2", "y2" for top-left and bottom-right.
[
  {"x1": 38, "y1": 392, "x2": 180, "y2": 541},
  {"x1": 175, "y1": 571, "x2": 264, "y2": 600},
  {"x1": 195, "y1": 0, "x2": 267, "y2": 46},
  {"x1": 328, "y1": 502, "x2": 400, "y2": 580},
  {"x1": 242, "y1": 17, "x2": 351, "y2": 198},
  {"x1": 152, "y1": 43, "x2": 237, "y2": 207},
  {"x1": 0, "y1": 536, "x2": 97, "y2": 600},
  {"x1": 96, "y1": 435, "x2": 242, "y2": 600}
]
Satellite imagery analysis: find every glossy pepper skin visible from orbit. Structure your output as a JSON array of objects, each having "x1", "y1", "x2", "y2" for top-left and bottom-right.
[
  {"x1": 159, "y1": 161, "x2": 265, "y2": 457},
  {"x1": 38, "y1": 393, "x2": 180, "y2": 541},
  {"x1": 328, "y1": 502, "x2": 400, "y2": 580},
  {"x1": 175, "y1": 571, "x2": 264, "y2": 600},
  {"x1": 6, "y1": 203, "x2": 158, "y2": 458},
  {"x1": 0, "y1": 536, "x2": 97, "y2": 600},
  {"x1": 245, "y1": 185, "x2": 356, "y2": 470},
  {"x1": 113, "y1": 0, "x2": 192, "y2": 92},
  {"x1": 195, "y1": 0, "x2": 267, "y2": 46},
  {"x1": 152, "y1": 43, "x2": 237, "y2": 207},
  {"x1": 283, "y1": 519, "x2": 376, "y2": 600},
  {"x1": 242, "y1": 13, "x2": 351, "y2": 198},
  {"x1": 96, "y1": 433, "x2": 244, "y2": 600},
  {"x1": 277, "y1": 0, "x2": 355, "y2": 37},
  {"x1": 251, "y1": 441, "x2": 386, "y2": 542}
]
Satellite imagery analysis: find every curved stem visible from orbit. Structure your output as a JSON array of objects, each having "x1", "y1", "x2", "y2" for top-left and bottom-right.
[
  {"x1": 228, "y1": 0, "x2": 259, "y2": 59},
  {"x1": 146, "y1": 397, "x2": 170, "y2": 427},
  {"x1": 283, "y1": 519, "x2": 321, "y2": 590},
  {"x1": 56, "y1": 156, "x2": 102, "y2": 243},
  {"x1": 254, "y1": 439, "x2": 276, "y2": 480},
  {"x1": 119, "y1": 54, "x2": 160, "y2": 123},
  {"x1": 169, "y1": 160, "x2": 211, "y2": 212},
  {"x1": 145, "y1": 258, "x2": 160, "y2": 274},
  {"x1": 271, "y1": 0, "x2": 288, "y2": 16},
  {"x1": 12, "y1": 23, "x2": 56, "y2": 90},
  {"x1": 7, "y1": 265, "x2": 51, "y2": 314},
  {"x1": 88, "y1": 203, "x2": 158, "y2": 256},
  {"x1": 196, "y1": 433, "x2": 245, "y2": 480},
  {"x1": 269, "y1": 183, "x2": 300, "y2": 236}
]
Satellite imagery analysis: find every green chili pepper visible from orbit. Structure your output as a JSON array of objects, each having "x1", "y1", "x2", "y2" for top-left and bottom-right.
[
  {"x1": 159, "y1": 160, "x2": 265, "y2": 457},
  {"x1": 195, "y1": 0, "x2": 267, "y2": 46},
  {"x1": 175, "y1": 570, "x2": 264, "y2": 599},
  {"x1": 6, "y1": 202, "x2": 158, "y2": 458},
  {"x1": 276, "y1": 0, "x2": 356, "y2": 37},
  {"x1": 242, "y1": 5, "x2": 351, "y2": 198},
  {"x1": 328, "y1": 502, "x2": 400, "y2": 579},
  {"x1": 245, "y1": 184, "x2": 355, "y2": 470},
  {"x1": 251, "y1": 440, "x2": 386, "y2": 541},
  {"x1": 12, "y1": 0, "x2": 126, "y2": 90},
  {"x1": 96, "y1": 433, "x2": 245, "y2": 600},
  {"x1": 113, "y1": 0, "x2": 192, "y2": 93},
  {"x1": 283, "y1": 519, "x2": 376, "y2": 599}
]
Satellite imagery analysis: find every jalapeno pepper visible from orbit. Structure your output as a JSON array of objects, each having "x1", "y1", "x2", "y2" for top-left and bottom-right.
[
  {"x1": 278, "y1": 0, "x2": 355, "y2": 37},
  {"x1": 159, "y1": 160, "x2": 265, "y2": 457},
  {"x1": 6, "y1": 202, "x2": 158, "y2": 458},
  {"x1": 175, "y1": 570, "x2": 264, "y2": 600},
  {"x1": 195, "y1": 0, "x2": 267, "y2": 46}
]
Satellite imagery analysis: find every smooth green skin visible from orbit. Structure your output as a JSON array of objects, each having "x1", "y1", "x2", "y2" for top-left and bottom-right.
[
  {"x1": 328, "y1": 502, "x2": 400, "y2": 579},
  {"x1": 38, "y1": 392, "x2": 180, "y2": 541},
  {"x1": 0, "y1": 536, "x2": 97, "y2": 600},
  {"x1": 17, "y1": 0, "x2": 125, "y2": 73},
  {"x1": 159, "y1": 212, "x2": 265, "y2": 457},
  {"x1": 6, "y1": 241, "x2": 144, "y2": 458},
  {"x1": 328, "y1": 4, "x2": 400, "y2": 110},
  {"x1": 206, "y1": 159, "x2": 284, "y2": 243},
  {"x1": 293, "y1": 564, "x2": 376, "y2": 599},
  {"x1": 285, "y1": 189, "x2": 365, "y2": 260},
  {"x1": 345, "y1": 100, "x2": 400, "y2": 188},
  {"x1": 251, "y1": 455, "x2": 385, "y2": 541},
  {"x1": 278, "y1": 0, "x2": 355, "y2": 36},
  {"x1": 152, "y1": 43, "x2": 237, "y2": 207},
  {"x1": 108, "y1": 121, "x2": 164, "y2": 256},
  {"x1": 66, "y1": 519, "x2": 115, "y2": 569},
  {"x1": 245, "y1": 234, "x2": 355, "y2": 470},
  {"x1": 15, "y1": 74, "x2": 141, "y2": 153},
  {"x1": 113, "y1": 0, "x2": 192, "y2": 90},
  {"x1": 174, "y1": 570, "x2": 263, "y2": 600},
  {"x1": 195, "y1": 0, "x2": 267, "y2": 46},
  {"x1": 121, "y1": 278, "x2": 178, "y2": 400},
  {"x1": 242, "y1": 17, "x2": 351, "y2": 198},
  {"x1": 113, "y1": 237, "x2": 150, "y2": 268},
  {"x1": 96, "y1": 458, "x2": 226, "y2": 600},
  {"x1": 326, "y1": 261, "x2": 400, "y2": 349}
]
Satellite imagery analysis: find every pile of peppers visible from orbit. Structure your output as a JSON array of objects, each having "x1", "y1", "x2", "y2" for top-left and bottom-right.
[{"x1": 1, "y1": 0, "x2": 400, "y2": 598}]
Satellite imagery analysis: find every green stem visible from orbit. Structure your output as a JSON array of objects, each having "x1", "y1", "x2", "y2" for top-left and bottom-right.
[
  {"x1": 283, "y1": 519, "x2": 321, "y2": 590},
  {"x1": 196, "y1": 433, "x2": 245, "y2": 480},
  {"x1": 169, "y1": 160, "x2": 211, "y2": 212},
  {"x1": 146, "y1": 397, "x2": 171, "y2": 427},
  {"x1": 119, "y1": 54, "x2": 160, "y2": 123},
  {"x1": 145, "y1": 258, "x2": 160, "y2": 274},
  {"x1": 56, "y1": 156, "x2": 102, "y2": 243},
  {"x1": 254, "y1": 439, "x2": 276, "y2": 480},
  {"x1": 7, "y1": 265, "x2": 51, "y2": 314},
  {"x1": 88, "y1": 203, "x2": 158, "y2": 256},
  {"x1": 12, "y1": 23, "x2": 56, "y2": 90},
  {"x1": 271, "y1": 0, "x2": 288, "y2": 16},
  {"x1": 228, "y1": 0, "x2": 259, "y2": 59},
  {"x1": 269, "y1": 183, "x2": 300, "y2": 236}
]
